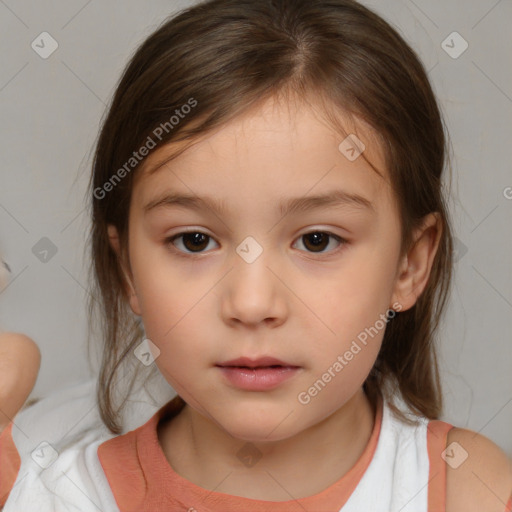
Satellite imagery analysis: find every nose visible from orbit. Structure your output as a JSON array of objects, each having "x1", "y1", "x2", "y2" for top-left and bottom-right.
[{"x1": 220, "y1": 249, "x2": 288, "y2": 328}]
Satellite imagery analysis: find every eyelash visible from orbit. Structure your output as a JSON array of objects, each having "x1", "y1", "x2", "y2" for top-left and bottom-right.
[{"x1": 164, "y1": 230, "x2": 348, "y2": 258}]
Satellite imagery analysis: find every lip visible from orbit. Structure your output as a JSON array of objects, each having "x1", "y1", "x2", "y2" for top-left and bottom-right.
[
  {"x1": 217, "y1": 366, "x2": 300, "y2": 391},
  {"x1": 216, "y1": 356, "x2": 297, "y2": 368},
  {"x1": 215, "y1": 356, "x2": 301, "y2": 391}
]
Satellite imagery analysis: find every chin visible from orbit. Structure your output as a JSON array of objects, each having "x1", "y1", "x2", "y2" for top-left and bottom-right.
[
  {"x1": 219, "y1": 412, "x2": 300, "y2": 444},
  {"x1": 227, "y1": 425, "x2": 292, "y2": 444}
]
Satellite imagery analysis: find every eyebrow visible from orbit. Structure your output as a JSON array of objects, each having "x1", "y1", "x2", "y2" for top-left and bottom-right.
[{"x1": 144, "y1": 189, "x2": 375, "y2": 218}]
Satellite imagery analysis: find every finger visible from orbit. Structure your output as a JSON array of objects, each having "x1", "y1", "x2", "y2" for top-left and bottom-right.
[{"x1": 0, "y1": 332, "x2": 41, "y2": 430}]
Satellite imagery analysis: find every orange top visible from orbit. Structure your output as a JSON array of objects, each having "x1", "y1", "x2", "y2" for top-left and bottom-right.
[
  {"x1": 3, "y1": 396, "x2": 511, "y2": 511},
  {"x1": 0, "y1": 422, "x2": 20, "y2": 507},
  {"x1": 98, "y1": 395, "x2": 384, "y2": 512},
  {"x1": 427, "y1": 419, "x2": 456, "y2": 512}
]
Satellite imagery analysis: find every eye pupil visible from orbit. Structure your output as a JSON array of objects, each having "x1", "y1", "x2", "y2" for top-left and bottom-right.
[
  {"x1": 183, "y1": 232, "x2": 208, "y2": 252},
  {"x1": 303, "y1": 232, "x2": 328, "y2": 252}
]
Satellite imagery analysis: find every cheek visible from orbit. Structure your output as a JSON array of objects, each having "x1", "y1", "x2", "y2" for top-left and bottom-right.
[
  {"x1": 130, "y1": 250, "x2": 215, "y2": 364},
  {"x1": 129, "y1": 232, "x2": 196, "y2": 333},
  {"x1": 137, "y1": 275, "x2": 209, "y2": 345},
  {"x1": 319, "y1": 252, "x2": 395, "y2": 330},
  {"x1": 304, "y1": 246, "x2": 395, "y2": 374}
]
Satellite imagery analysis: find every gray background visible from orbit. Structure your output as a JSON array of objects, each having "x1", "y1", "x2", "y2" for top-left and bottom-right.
[{"x1": 0, "y1": 0, "x2": 511, "y2": 457}]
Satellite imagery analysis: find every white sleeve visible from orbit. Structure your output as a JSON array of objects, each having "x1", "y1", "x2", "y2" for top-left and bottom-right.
[{"x1": 2, "y1": 379, "x2": 120, "y2": 512}]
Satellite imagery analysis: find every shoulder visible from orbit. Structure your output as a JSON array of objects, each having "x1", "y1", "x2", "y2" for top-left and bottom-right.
[{"x1": 445, "y1": 426, "x2": 512, "y2": 512}]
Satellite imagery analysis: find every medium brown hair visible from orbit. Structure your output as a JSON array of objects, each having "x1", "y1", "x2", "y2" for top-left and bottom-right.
[{"x1": 87, "y1": 0, "x2": 453, "y2": 434}]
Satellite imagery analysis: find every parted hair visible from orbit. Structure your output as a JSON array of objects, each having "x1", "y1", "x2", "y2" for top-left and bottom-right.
[{"x1": 87, "y1": 0, "x2": 454, "y2": 434}]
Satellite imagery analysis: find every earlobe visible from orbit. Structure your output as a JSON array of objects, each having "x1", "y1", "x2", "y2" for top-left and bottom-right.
[
  {"x1": 107, "y1": 224, "x2": 121, "y2": 256},
  {"x1": 127, "y1": 289, "x2": 142, "y2": 317},
  {"x1": 391, "y1": 213, "x2": 442, "y2": 311},
  {"x1": 107, "y1": 224, "x2": 142, "y2": 316}
]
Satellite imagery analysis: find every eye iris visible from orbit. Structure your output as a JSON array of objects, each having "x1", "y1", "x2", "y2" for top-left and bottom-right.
[
  {"x1": 303, "y1": 232, "x2": 328, "y2": 252},
  {"x1": 183, "y1": 232, "x2": 208, "y2": 252}
]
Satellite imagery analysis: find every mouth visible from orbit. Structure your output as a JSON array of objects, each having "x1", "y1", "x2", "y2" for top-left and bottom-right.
[
  {"x1": 215, "y1": 356, "x2": 301, "y2": 391},
  {"x1": 215, "y1": 356, "x2": 300, "y2": 369}
]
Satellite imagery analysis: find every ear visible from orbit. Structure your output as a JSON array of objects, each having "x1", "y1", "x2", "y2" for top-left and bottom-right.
[
  {"x1": 391, "y1": 212, "x2": 442, "y2": 312},
  {"x1": 107, "y1": 224, "x2": 142, "y2": 316}
]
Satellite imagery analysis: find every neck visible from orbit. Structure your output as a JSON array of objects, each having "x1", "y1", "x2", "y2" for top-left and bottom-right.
[{"x1": 157, "y1": 388, "x2": 378, "y2": 501}]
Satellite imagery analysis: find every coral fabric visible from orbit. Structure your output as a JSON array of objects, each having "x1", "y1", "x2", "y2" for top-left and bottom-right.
[
  {"x1": 0, "y1": 423, "x2": 21, "y2": 507},
  {"x1": 98, "y1": 395, "x2": 384, "y2": 512}
]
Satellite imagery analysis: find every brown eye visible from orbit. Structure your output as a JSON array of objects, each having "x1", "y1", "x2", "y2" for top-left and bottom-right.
[
  {"x1": 295, "y1": 231, "x2": 345, "y2": 254},
  {"x1": 167, "y1": 232, "x2": 217, "y2": 254}
]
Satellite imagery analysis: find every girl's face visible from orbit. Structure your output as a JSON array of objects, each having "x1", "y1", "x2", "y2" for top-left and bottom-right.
[{"x1": 117, "y1": 97, "x2": 420, "y2": 441}]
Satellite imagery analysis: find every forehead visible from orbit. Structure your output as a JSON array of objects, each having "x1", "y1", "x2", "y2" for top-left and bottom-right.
[{"x1": 133, "y1": 97, "x2": 393, "y2": 215}]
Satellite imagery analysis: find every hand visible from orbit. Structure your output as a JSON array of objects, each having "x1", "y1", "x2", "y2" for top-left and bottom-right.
[{"x1": 0, "y1": 332, "x2": 41, "y2": 432}]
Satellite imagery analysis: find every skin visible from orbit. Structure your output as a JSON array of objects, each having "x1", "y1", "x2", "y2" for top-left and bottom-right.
[
  {"x1": 0, "y1": 332, "x2": 40, "y2": 432},
  {"x1": 109, "y1": 93, "x2": 442, "y2": 500}
]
